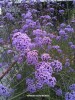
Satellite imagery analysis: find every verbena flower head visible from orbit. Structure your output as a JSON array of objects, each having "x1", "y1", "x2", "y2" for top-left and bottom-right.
[
  {"x1": 65, "y1": 27, "x2": 74, "y2": 33},
  {"x1": 26, "y1": 83, "x2": 36, "y2": 93},
  {"x1": 35, "y1": 61, "x2": 55, "y2": 87},
  {"x1": 59, "y1": 30, "x2": 67, "y2": 36},
  {"x1": 46, "y1": 76, "x2": 56, "y2": 87},
  {"x1": 26, "y1": 78, "x2": 34, "y2": 85},
  {"x1": 68, "y1": 42, "x2": 73, "y2": 46},
  {"x1": 70, "y1": 45, "x2": 75, "y2": 49},
  {"x1": 59, "y1": 10, "x2": 64, "y2": 15},
  {"x1": 41, "y1": 53, "x2": 51, "y2": 61},
  {"x1": 36, "y1": 80, "x2": 43, "y2": 89},
  {"x1": 56, "y1": 36, "x2": 61, "y2": 41},
  {"x1": 46, "y1": 22, "x2": 54, "y2": 27},
  {"x1": 60, "y1": 23, "x2": 66, "y2": 28},
  {"x1": 12, "y1": 32, "x2": 31, "y2": 52},
  {"x1": 50, "y1": 8, "x2": 54, "y2": 13},
  {"x1": 69, "y1": 84, "x2": 75, "y2": 91},
  {"x1": 26, "y1": 50, "x2": 38, "y2": 65},
  {"x1": 4, "y1": 12, "x2": 14, "y2": 21},
  {"x1": 50, "y1": 60, "x2": 62, "y2": 72},
  {"x1": 34, "y1": 37, "x2": 43, "y2": 47},
  {"x1": 26, "y1": 78, "x2": 36, "y2": 93},
  {"x1": 7, "y1": 50, "x2": 13, "y2": 54},
  {"x1": 55, "y1": 88, "x2": 62, "y2": 96},
  {"x1": 16, "y1": 74, "x2": 22, "y2": 80},
  {"x1": 42, "y1": 36, "x2": 52, "y2": 45},
  {"x1": 0, "y1": 84, "x2": 11, "y2": 97},
  {"x1": 33, "y1": 29, "x2": 47, "y2": 37},
  {"x1": 24, "y1": 10, "x2": 32, "y2": 19},
  {"x1": 35, "y1": 61, "x2": 53, "y2": 74},
  {"x1": 65, "y1": 91, "x2": 75, "y2": 100},
  {"x1": 52, "y1": 45, "x2": 60, "y2": 50},
  {"x1": 35, "y1": 70, "x2": 52, "y2": 84}
]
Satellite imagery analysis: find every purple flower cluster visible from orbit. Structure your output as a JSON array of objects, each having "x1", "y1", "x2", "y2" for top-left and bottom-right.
[
  {"x1": 69, "y1": 84, "x2": 75, "y2": 91},
  {"x1": 16, "y1": 74, "x2": 22, "y2": 80},
  {"x1": 65, "y1": 59, "x2": 70, "y2": 67},
  {"x1": 0, "y1": 84, "x2": 11, "y2": 97},
  {"x1": 42, "y1": 36, "x2": 52, "y2": 45},
  {"x1": 26, "y1": 78, "x2": 36, "y2": 93},
  {"x1": 55, "y1": 88, "x2": 62, "y2": 96},
  {"x1": 41, "y1": 53, "x2": 51, "y2": 61},
  {"x1": 33, "y1": 29, "x2": 47, "y2": 37},
  {"x1": 65, "y1": 25, "x2": 74, "y2": 33},
  {"x1": 22, "y1": 11, "x2": 32, "y2": 19},
  {"x1": 50, "y1": 60, "x2": 62, "y2": 72},
  {"x1": 65, "y1": 91, "x2": 75, "y2": 100},
  {"x1": 12, "y1": 32, "x2": 31, "y2": 52},
  {"x1": 4, "y1": 12, "x2": 14, "y2": 21},
  {"x1": 35, "y1": 61, "x2": 56, "y2": 87},
  {"x1": 59, "y1": 10, "x2": 64, "y2": 15},
  {"x1": 26, "y1": 50, "x2": 38, "y2": 65}
]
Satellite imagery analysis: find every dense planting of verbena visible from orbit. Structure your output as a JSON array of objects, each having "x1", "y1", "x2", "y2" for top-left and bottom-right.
[{"x1": 0, "y1": 0, "x2": 75, "y2": 100}]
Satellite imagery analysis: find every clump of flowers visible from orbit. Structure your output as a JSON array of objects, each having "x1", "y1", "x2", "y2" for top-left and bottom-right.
[
  {"x1": 12, "y1": 32, "x2": 31, "y2": 52},
  {"x1": 26, "y1": 50, "x2": 38, "y2": 65},
  {"x1": 0, "y1": 84, "x2": 12, "y2": 97}
]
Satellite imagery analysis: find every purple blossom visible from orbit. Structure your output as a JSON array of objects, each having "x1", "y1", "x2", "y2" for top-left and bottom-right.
[
  {"x1": 46, "y1": 76, "x2": 56, "y2": 87},
  {"x1": 52, "y1": 45, "x2": 60, "y2": 50},
  {"x1": 69, "y1": 84, "x2": 75, "y2": 91},
  {"x1": 52, "y1": 16, "x2": 57, "y2": 21},
  {"x1": 26, "y1": 78, "x2": 36, "y2": 93},
  {"x1": 4, "y1": 12, "x2": 14, "y2": 20},
  {"x1": 65, "y1": 27, "x2": 74, "y2": 33},
  {"x1": 44, "y1": 15, "x2": 51, "y2": 20},
  {"x1": 59, "y1": 30, "x2": 67, "y2": 36},
  {"x1": 26, "y1": 78, "x2": 34, "y2": 85},
  {"x1": 35, "y1": 70, "x2": 52, "y2": 84},
  {"x1": 24, "y1": 11, "x2": 32, "y2": 19},
  {"x1": 16, "y1": 74, "x2": 22, "y2": 80},
  {"x1": 35, "y1": 62, "x2": 53, "y2": 74},
  {"x1": 50, "y1": 60, "x2": 62, "y2": 72},
  {"x1": 50, "y1": 8, "x2": 54, "y2": 13},
  {"x1": 0, "y1": 84, "x2": 11, "y2": 97},
  {"x1": 7, "y1": 50, "x2": 13, "y2": 54},
  {"x1": 33, "y1": 29, "x2": 47, "y2": 37},
  {"x1": 59, "y1": 10, "x2": 64, "y2": 15},
  {"x1": 55, "y1": 88, "x2": 62, "y2": 96},
  {"x1": 56, "y1": 36, "x2": 61, "y2": 41},
  {"x1": 68, "y1": 42, "x2": 73, "y2": 46},
  {"x1": 41, "y1": 53, "x2": 51, "y2": 61},
  {"x1": 0, "y1": 63, "x2": 2, "y2": 68},
  {"x1": 17, "y1": 56, "x2": 24, "y2": 64},
  {"x1": 65, "y1": 62, "x2": 70, "y2": 67},
  {"x1": 65, "y1": 59, "x2": 70, "y2": 67},
  {"x1": 57, "y1": 49, "x2": 62, "y2": 53},
  {"x1": 26, "y1": 50, "x2": 38, "y2": 65},
  {"x1": 26, "y1": 84, "x2": 36, "y2": 93},
  {"x1": 35, "y1": 61, "x2": 54, "y2": 87},
  {"x1": 42, "y1": 36, "x2": 52, "y2": 45},
  {"x1": 73, "y1": 0, "x2": 75, "y2": 7},
  {"x1": 12, "y1": 32, "x2": 31, "y2": 52},
  {"x1": 65, "y1": 91, "x2": 75, "y2": 100},
  {"x1": 46, "y1": 22, "x2": 54, "y2": 27},
  {"x1": 36, "y1": 81, "x2": 43, "y2": 89},
  {"x1": 70, "y1": 45, "x2": 75, "y2": 49},
  {"x1": 60, "y1": 23, "x2": 66, "y2": 28}
]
